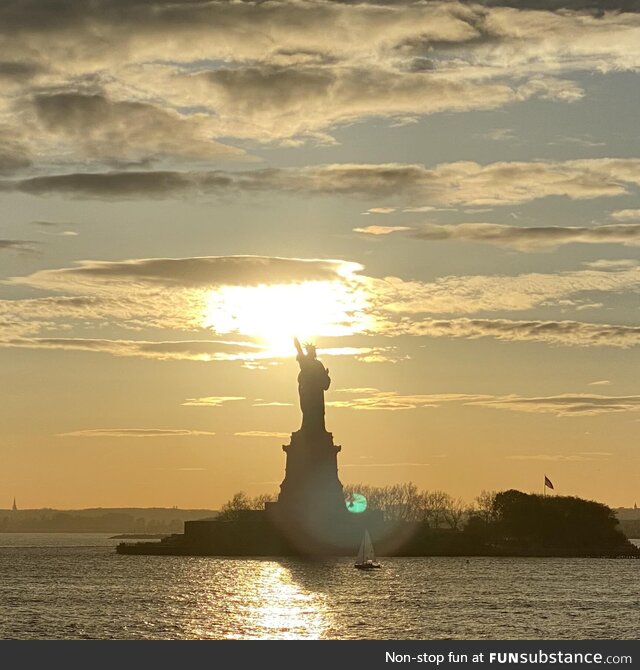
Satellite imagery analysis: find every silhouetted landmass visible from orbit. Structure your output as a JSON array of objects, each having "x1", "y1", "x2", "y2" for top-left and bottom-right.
[
  {"x1": 118, "y1": 489, "x2": 639, "y2": 557},
  {"x1": 0, "y1": 508, "x2": 216, "y2": 533},
  {"x1": 120, "y1": 350, "x2": 638, "y2": 558},
  {"x1": 456, "y1": 490, "x2": 635, "y2": 556},
  {"x1": 109, "y1": 534, "x2": 168, "y2": 539}
]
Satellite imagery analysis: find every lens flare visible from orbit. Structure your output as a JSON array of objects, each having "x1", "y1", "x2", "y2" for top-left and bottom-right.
[{"x1": 345, "y1": 492, "x2": 367, "y2": 514}]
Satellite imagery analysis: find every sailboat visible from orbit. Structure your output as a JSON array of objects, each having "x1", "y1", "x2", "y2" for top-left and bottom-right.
[{"x1": 354, "y1": 529, "x2": 381, "y2": 570}]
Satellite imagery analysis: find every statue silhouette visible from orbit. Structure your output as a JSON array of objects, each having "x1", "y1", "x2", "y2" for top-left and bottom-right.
[{"x1": 294, "y1": 337, "x2": 330, "y2": 433}]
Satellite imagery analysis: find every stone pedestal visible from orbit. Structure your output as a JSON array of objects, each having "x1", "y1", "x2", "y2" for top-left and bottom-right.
[
  {"x1": 266, "y1": 428, "x2": 352, "y2": 553},
  {"x1": 278, "y1": 429, "x2": 346, "y2": 520}
]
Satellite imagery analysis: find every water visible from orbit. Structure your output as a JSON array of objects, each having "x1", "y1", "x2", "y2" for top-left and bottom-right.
[{"x1": 0, "y1": 534, "x2": 638, "y2": 640}]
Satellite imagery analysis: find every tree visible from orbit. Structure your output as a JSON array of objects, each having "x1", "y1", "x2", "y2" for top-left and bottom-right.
[
  {"x1": 473, "y1": 490, "x2": 497, "y2": 525},
  {"x1": 420, "y1": 491, "x2": 451, "y2": 528},
  {"x1": 217, "y1": 492, "x2": 252, "y2": 521},
  {"x1": 444, "y1": 497, "x2": 468, "y2": 531},
  {"x1": 217, "y1": 491, "x2": 278, "y2": 519},
  {"x1": 492, "y1": 489, "x2": 630, "y2": 553},
  {"x1": 250, "y1": 492, "x2": 277, "y2": 509}
]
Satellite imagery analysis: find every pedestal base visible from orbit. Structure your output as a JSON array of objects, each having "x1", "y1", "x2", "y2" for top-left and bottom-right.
[
  {"x1": 278, "y1": 429, "x2": 346, "y2": 518},
  {"x1": 268, "y1": 428, "x2": 352, "y2": 553}
]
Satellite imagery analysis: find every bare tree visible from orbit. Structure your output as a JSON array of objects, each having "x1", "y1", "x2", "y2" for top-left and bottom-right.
[
  {"x1": 444, "y1": 497, "x2": 468, "y2": 530},
  {"x1": 473, "y1": 490, "x2": 498, "y2": 525},
  {"x1": 421, "y1": 490, "x2": 451, "y2": 528},
  {"x1": 343, "y1": 482, "x2": 424, "y2": 521},
  {"x1": 250, "y1": 492, "x2": 277, "y2": 510}
]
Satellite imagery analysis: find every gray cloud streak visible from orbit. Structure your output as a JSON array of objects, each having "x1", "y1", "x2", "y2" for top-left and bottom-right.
[
  {"x1": 6, "y1": 158, "x2": 640, "y2": 204},
  {"x1": 365, "y1": 222, "x2": 640, "y2": 250},
  {"x1": 331, "y1": 387, "x2": 640, "y2": 416},
  {"x1": 0, "y1": 239, "x2": 37, "y2": 253},
  {"x1": 0, "y1": 337, "x2": 263, "y2": 362},
  {"x1": 59, "y1": 428, "x2": 217, "y2": 438},
  {"x1": 401, "y1": 318, "x2": 640, "y2": 347}
]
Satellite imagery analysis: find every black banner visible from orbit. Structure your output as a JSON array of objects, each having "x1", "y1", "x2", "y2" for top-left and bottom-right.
[{"x1": 0, "y1": 640, "x2": 637, "y2": 670}]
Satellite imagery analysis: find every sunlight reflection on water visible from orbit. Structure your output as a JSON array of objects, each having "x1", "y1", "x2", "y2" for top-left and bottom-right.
[
  {"x1": 221, "y1": 561, "x2": 330, "y2": 639},
  {"x1": 0, "y1": 535, "x2": 639, "y2": 640}
]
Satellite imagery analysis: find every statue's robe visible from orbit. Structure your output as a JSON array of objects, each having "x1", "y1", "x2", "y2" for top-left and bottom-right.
[{"x1": 297, "y1": 355, "x2": 330, "y2": 433}]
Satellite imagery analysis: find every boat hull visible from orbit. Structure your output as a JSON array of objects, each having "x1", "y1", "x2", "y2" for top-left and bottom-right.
[{"x1": 354, "y1": 562, "x2": 382, "y2": 570}]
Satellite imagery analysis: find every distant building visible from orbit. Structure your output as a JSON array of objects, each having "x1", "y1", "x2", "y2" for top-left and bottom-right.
[{"x1": 12, "y1": 497, "x2": 17, "y2": 511}]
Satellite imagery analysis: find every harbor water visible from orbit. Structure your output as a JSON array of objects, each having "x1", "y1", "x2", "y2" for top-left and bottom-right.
[{"x1": 1, "y1": 534, "x2": 638, "y2": 640}]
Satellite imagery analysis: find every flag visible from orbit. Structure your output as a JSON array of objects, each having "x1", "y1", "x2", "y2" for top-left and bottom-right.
[{"x1": 544, "y1": 476, "x2": 554, "y2": 490}]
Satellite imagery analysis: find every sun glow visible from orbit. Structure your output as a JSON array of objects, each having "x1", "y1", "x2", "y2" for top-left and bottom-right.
[{"x1": 202, "y1": 280, "x2": 371, "y2": 356}]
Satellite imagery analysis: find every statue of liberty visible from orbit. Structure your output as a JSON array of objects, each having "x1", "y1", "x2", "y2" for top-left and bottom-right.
[{"x1": 294, "y1": 337, "x2": 331, "y2": 433}]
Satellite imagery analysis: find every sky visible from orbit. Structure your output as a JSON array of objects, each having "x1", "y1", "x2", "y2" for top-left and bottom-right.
[{"x1": 1, "y1": 0, "x2": 639, "y2": 509}]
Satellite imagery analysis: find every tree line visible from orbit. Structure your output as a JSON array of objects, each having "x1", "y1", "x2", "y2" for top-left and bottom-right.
[
  {"x1": 217, "y1": 484, "x2": 489, "y2": 530},
  {"x1": 216, "y1": 484, "x2": 635, "y2": 555}
]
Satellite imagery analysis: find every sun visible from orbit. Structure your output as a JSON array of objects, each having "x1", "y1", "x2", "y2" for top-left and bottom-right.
[{"x1": 201, "y1": 279, "x2": 371, "y2": 356}]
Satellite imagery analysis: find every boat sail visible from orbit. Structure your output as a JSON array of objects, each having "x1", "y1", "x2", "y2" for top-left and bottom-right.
[{"x1": 354, "y1": 530, "x2": 381, "y2": 569}]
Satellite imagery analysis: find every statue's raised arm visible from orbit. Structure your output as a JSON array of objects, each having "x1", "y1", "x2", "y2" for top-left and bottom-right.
[{"x1": 293, "y1": 338, "x2": 330, "y2": 434}]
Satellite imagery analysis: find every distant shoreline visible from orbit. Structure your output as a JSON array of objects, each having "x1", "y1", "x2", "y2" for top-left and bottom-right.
[
  {"x1": 0, "y1": 531, "x2": 168, "y2": 537},
  {"x1": 109, "y1": 533, "x2": 167, "y2": 539}
]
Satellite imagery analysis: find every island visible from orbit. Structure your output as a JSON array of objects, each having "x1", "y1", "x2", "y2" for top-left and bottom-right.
[{"x1": 117, "y1": 341, "x2": 638, "y2": 558}]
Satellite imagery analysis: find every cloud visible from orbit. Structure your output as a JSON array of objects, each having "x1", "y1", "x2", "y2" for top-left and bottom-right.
[
  {"x1": 8, "y1": 158, "x2": 640, "y2": 204},
  {"x1": 588, "y1": 380, "x2": 611, "y2": 386},
  {"x1": 0, "y1": 60, "x2": 42, "y2": 82},
  {"x1": 234, "y1": 431, "x2": 290, "y2": 438},
  {"x1": 371, "y1": 265, "x2": 640, "y2": 315},
  {"x1": 399, "y1": 318, "x2": 640, "y2": 348},
  {"x1": 9, "y1": 171, "x2": 205, "y2": 197},
  {"x1": 547, "y1": 135, "x2": 605, "y2": 148},
  {"x1": 507, "y1": 452, "x2": 611, "y2": 462},
  {"x1": 401, "y1": 206, "x2": 442, "y2": 213},
  {"x1": 374, "y1": 222, "x2": 640, "y2": 251},
  {"x1": 11, "y1": 255, "x2": 361, "y2": 290},
  {"x1": 483, "y1": 128, "x2": 516, "y2": 141},
  {"x1": 0, "y1": 145, "x2": 31, "y2": 175},
  {"x1": 329, "y1": 390, "x2": 491, "y2": 411},
  {"x1": 611, "y1": 209, "x2": 640, "y2": 221},
  {"x1": 3, "y1": 0, "x2": 640, "y2": 163},
  {"x1": 0, "y1": 336, "x2": 386, "y2": 366},
  {"x1": 0, "y1": 337, "x2": 270, "y2": 362},
  {"x1": 59, "y1": 428, "x2": 217, "y2": 438},
  {"x1": 29, "y1": 92, "x2": 242, "y2": 163},
  {"x1": 354, "y1": 225, "x2": 412, "y2": 235},
  {"x1": 182, "y1": 396, "x2": 245, "y2": 407},
  {"x1": 365, "y1": 207, "x2": 397, "y2": 214},
  {"x1": 582, "y1": 259, "x2": 639, "y2": 270},
  {"x1": 331, "y1": 388, "x2": 640, "y2": 416},
  {"x1": 475, "y1": 2, "x2": 640, "y2": 9},
  {"x1": 38, "y1": 230, "x2": 79, "y2": 237},
  {"x1": 473, "y1": 394, "x2": 640, "y2": 416},
  {"x1": 3, "y1": 255, "x2": 639, "y2": 358},
  {"x1": 30, "y1": 220, "x2": 77, "y2": 228},
  {"x1": 340, "y1": 462, "x2": 431, "y2": 468},
  {"x1": 192, "y1": 63, "x2": 569, "y2": 141},
  {"x1": 0, "y1": 239, "x2": 37, "y2": 253}
]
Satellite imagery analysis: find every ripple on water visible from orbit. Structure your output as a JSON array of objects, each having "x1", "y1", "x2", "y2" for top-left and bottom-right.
[{"x1": 0, "y1": 536, "x2": 638, "y2": 639}]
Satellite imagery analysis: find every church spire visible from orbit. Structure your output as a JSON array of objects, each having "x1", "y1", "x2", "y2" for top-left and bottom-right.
[{"x1": 12, "y1": 497, "x2": 17, "y2": 511}]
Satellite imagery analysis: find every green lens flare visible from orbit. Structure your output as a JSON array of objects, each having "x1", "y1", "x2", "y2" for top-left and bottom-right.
[{"x1": 345, "y1": 492, "x2": 367, "y2": 514}]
